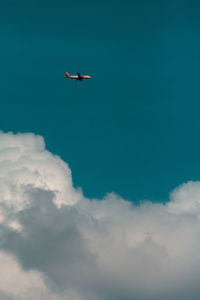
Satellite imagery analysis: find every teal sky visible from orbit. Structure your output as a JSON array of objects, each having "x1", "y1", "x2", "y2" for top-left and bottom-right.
[{"x1": 1, "y1": 0, "x2": 200, "y2": 202}]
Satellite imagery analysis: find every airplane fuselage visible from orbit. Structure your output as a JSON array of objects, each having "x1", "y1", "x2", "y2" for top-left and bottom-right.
[{"x1": 65, "y1": 72, "x2": 91, "y2": 81}]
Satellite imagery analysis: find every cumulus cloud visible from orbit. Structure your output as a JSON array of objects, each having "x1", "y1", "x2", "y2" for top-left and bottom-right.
[{"x1": 0, "y1": 131, "x2": 200, "y2": 299}]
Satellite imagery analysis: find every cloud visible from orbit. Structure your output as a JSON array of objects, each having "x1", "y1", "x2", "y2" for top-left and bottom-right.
[{"x1": 0, "y1": 131, "x2": 200, "y2": 299}]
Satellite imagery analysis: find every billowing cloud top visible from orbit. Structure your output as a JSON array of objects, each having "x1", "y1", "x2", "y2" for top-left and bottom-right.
[{"x1": 0, "y1": 131, "x2": 200, "y2": 300}]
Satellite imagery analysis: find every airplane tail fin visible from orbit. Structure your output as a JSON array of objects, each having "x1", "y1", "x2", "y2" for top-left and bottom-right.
[{"x1": 65, "y1": 72, "x2": 70, "y2": 78}]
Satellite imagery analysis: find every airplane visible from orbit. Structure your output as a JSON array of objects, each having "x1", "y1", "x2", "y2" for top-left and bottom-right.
[{"x1": 65, "y1": 71, "x2": 91, "y2": 81}]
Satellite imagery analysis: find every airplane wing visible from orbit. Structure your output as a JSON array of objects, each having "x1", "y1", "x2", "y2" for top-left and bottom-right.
[{"x1": 77, "y1": 71, "x2": 81, "y2": 77}]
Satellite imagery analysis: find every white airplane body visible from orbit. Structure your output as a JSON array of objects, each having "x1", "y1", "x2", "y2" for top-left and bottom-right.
[{"x1": 65, "y1": 71, "x2": 91, "y2": 81}]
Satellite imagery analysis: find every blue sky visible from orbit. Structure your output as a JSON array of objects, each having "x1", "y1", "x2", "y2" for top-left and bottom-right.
[{"x1": 1, "y1": 0, "x2": 200, "y2": 202}]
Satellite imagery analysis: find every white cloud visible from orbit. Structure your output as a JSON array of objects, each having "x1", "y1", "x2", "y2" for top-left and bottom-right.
[
  {"x1": 0, "y1": 131, "x2": 200, "y2": 299},
  {"x1": 0, "y1": 131, "x2": 80, "y2": 213}
]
